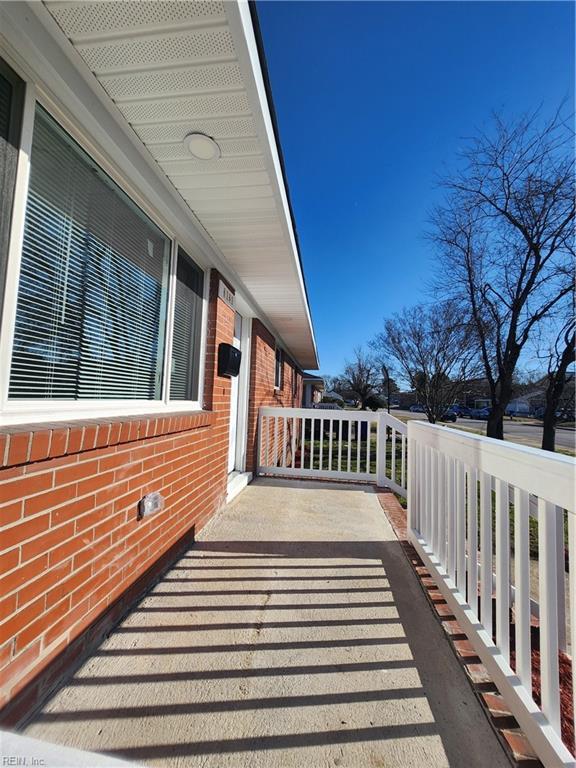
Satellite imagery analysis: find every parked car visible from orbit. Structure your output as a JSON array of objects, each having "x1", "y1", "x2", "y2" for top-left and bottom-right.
[
  {"x1": 451, "y1": 404, "x2": 473, "y2": 418},
  {"x1": 440, "y1": 410, "x2": 457, "y2": 422},
  {"x1": 505, "y1": 402, "x2": 532, "y2": 417},
  {"x1": 409, "y1": 404, "x2": 426, "y2": 412},
  {"x1": 534, "y1": 405, "x2": 574, "y2": 421},
  {"x1": 470, "y1": 407, "x2": 491, "y2": 419}
]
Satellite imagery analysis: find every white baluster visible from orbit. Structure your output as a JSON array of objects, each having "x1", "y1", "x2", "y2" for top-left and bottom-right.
[
  {"x1": 456, "y1": 461, "x2": 466, "y2": 593},
  {"x1": 538, "y1": 498, "x2": 561, "y2": 734},
  {"x1": 514, "y1": 488, "x2": 531, "y2": 688},
  {"x1": 480, "y1": 471, "x2": 493, "y2": 638},
  {"x1": 467, "y1": 466, "x2": 478, "y2": 616},
  {"x1": 437, "y1": 452, "x2": 446, "y2": 568},
  {"x1": 495, "y1": 479, "x2": 510, "y2": 662}
]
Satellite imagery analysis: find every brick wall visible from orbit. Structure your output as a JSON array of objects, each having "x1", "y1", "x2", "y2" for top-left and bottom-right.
[
  {"x1": 0, "y1": 268, "x2": 235, "y2": 726},
  {"x1": 245, "y1": 318, "x2": 303, "y2": 473}
]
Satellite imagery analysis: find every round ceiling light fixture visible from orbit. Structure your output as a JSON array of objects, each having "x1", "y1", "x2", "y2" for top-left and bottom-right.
[{"x1": 184, "y1": 132, "x2": 221, "y2": 161}]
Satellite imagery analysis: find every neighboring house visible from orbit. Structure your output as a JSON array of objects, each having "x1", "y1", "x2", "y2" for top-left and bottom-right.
[
  {"x1": 0, "y1": 1, "x2": 318, "y2": 722},
  {"x1": 302, "y1": 373, "x2": 325, "y2": 407},
  {"x1": 323, "y1": 390, "x2": 345, "y2": 404},
  {"x1": 505, "y1": 399, "x2": 532, "y2": 417}
]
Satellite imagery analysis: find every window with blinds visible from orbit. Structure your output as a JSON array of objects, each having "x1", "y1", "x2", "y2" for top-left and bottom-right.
[
  {"x1": 8, "y1": 107, "x2": 170, "y2": 400},
  {"x1": 170, "y1": 248, "x2": 204, "y2": 401}
]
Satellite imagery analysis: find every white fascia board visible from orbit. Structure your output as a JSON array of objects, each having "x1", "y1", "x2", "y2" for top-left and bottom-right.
[
  {"x1": 0, "y1": 1, "x2": 275, "y2": 334},
  {"x1": 225, "y1": 1, "x2": 319, "y2": 369}
]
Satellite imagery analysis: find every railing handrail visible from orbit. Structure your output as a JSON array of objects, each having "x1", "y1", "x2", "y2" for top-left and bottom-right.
[
  {"x1": 260, "y1": 406, "x2": 377, "y2": 422},
  {"x1": 409, "y1": 419, "x2": 574, "y2": 514},
  {"x1": 260, "y1": 406, "x2": 408, "y2": 432},
  {"x1": 379, "y1": 411, "x2": 407, "y2": 434}
]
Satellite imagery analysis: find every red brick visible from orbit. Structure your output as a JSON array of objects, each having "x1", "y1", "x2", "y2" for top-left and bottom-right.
[
  {"x1": 44, "y1": 600, "x2": 88, "y2": 647},
  {"x1": 2, "y1": 514, "x2": 50, "y2": 551},
  {"x1": 0, "y1": 548, "x2": 19, "y2": 575},
  {"x1": 29, "y1": 431, "x2": 51, "y2": 463},
  {"x1": 0, "y1": 594, "x2": 17, "y2": 623},
  {"x1": 0, "y1": 472, "x2": 53, "y2": 505},
  {"x1": 0, "y1": 640, "x2": 12, "y2": 667},
  {"x1": 21, "y1": 522, "x2": 75, "y2": 562},
  {"x1": 73, "y1": 535, "x2": 112, "y2": 570},
  {"x1": 67, "y1": 428, "x2": 83, "y2": 454},
  {"x1": 1, "y1": 597, "x2": 45, "y2": 642},
  {"x1": 17, "y1": 561, "x2": 72, "y2": 608},
  {"x1": 49, "y1": 429, "x2": 69, "y2": 458},
  {"x1": 6, "y1": 433, "x2": 31, "y2": 466},
  {"x1": 109, "y1": 423, "x2": 122, "y2": 445},
  {"x1": 76, "y1": 470, "x2": 115, "y2": 497},
  {"x1": 1, "y1": 639, "x2": 41, "y2": 684},
  {"x1": 24, "y1": 485, "x2": 75, "y2": 517},
  {"x1": 0, "y1": 556, "x2": 48, "y2": 597},
  {"x1": 45, "y1": 564, "x2": 92, "y2": 609},
  {"x1": 81, "y1": 426, "x2": 98, "y2": 451},
  {"x1": 51, "y1": 494, "x2": 95, "y2": 526},
  {"x1": 0, "y1": 501, "x2": 22, "y2": 525},
  {"x1": 55, "y1": 460, "x2": 97, "y2": 486},
  {"x1": 95, "y1": 424, "x2": 111, "y2": 447},
  {"x1": 48, "y1": 531, "x2": 93, "y2": 567},
  {"x1": 15, "y1": 598, "x2": 71, "y2": 652}
]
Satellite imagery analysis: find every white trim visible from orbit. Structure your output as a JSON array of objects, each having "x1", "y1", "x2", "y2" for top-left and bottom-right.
[
  {"x1": 0, "y1": 79, "x2": 35, "y2": 413},
  {"x1": 161, "y1": 240, "x2": 179, "y2": 403},
  {"x1": 227, "y1": 0, "x2": 319, "y2": 368},
  {"x1": 0, "y1": 401, "x2": 207, "y2": 428},
  {"x1": 234, "y1": 315, "x2": 251, "y2": 472},
  {"x1": 259, "y1": 466, "x2": 375, "y2": 483},
  {"x1": 226, "y1": 470, "x2": 253, "y2": 504}
]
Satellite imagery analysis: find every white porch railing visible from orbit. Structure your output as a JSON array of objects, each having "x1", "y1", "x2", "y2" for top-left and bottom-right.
[
  {"x1": 407, "y1": 420, "x2": 575, "y2": 768},
  {"x1": 257, "y1": 407, "x2": 407, "y2": 495}
]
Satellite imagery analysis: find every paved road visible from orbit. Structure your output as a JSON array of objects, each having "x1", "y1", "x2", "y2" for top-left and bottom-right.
[{"x1": 392, "y1": 410, "x2": 575, "y2": 452}]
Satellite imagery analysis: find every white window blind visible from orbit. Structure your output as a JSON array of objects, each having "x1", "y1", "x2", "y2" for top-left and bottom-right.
[
  {"x1": 170, "y1": 248, "x2": 204, "y2": 401},
  {"x1": 8, "y1": 107, "x2": 170, "y2": 400}
]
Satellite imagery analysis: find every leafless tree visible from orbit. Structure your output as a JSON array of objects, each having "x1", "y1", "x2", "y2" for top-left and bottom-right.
[
  {"x1": 535, "y1": 312, "x2": 575, "y2": 451},
  {"x1": 371, "y1": 301, "x2": 479, "y2": 423},
  {"x1": 340, "y1": 348, "x2": 380, "y2": 409},
  {"x1": 430, "y1": 108, "x2": 575, "y2": 439}
]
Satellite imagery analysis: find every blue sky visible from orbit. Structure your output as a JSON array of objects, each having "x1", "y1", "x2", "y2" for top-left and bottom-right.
[{"x1": 256, "y1": 0, "x2": 575, "y2": 376}]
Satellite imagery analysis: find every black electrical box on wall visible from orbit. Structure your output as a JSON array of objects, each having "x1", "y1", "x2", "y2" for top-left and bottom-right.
[{"x1": 218, "y1": 343, "x2": 241, "y2": 377}]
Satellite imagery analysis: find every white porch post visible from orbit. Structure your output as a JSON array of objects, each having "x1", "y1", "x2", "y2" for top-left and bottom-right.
[{"x1": 406, "y1": 426, "x2": 415, "y2": 534}]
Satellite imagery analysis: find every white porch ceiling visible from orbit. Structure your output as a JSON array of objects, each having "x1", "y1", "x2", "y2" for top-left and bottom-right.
[{"x1": 42, "y1": 0, "x2": 318, "y2": 369}]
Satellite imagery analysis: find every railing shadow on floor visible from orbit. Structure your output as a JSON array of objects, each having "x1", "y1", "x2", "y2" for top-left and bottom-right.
[{"x1": 31, "y1": 538, "x2": 504, "y2": 768}]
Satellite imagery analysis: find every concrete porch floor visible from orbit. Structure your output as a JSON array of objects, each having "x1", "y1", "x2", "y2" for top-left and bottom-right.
[{"x1": 24, "y1": 479, "x2": 509, "y2": 768}]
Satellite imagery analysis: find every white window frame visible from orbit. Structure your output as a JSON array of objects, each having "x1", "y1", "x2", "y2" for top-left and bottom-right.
[{"x1": 0, "y1": 65, "x2": 209, "y2": 427}]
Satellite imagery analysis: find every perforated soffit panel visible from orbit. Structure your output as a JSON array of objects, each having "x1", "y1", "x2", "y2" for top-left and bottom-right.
[{"x1": 43, "y1": 0, "x2": 317, "y2": 369}]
